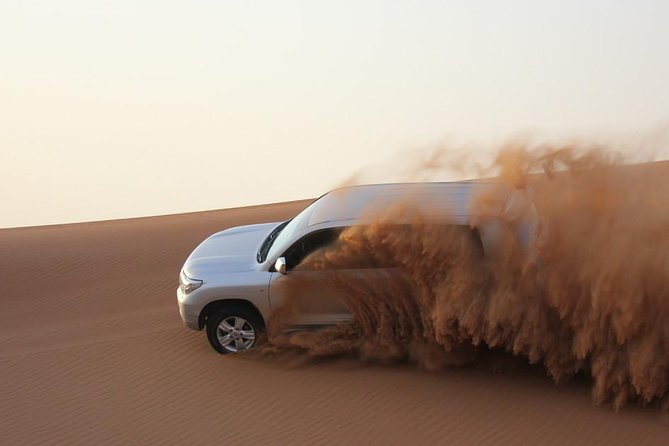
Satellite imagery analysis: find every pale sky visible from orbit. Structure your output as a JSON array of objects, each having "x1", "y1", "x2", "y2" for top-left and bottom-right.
[{"x1": 1, "y1": 0, "x2": 668, "y2": 228}]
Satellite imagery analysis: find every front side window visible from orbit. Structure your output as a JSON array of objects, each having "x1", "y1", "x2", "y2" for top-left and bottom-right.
[{"x1": 282, "y1": 228, "x2": 343, "y2": 271}]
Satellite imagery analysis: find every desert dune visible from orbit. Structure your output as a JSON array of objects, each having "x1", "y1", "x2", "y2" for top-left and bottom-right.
[{"x1": 1, "y1": 199, "x2": 668, "y2": 445}]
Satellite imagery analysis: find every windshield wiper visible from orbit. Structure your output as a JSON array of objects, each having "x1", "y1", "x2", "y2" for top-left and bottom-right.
[{"x1": 257, "y1": 220, "x2": 290, "y2": 263}]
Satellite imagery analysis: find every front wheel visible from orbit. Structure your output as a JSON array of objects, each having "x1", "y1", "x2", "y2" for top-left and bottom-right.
[{"x1": 206, "y1": 306, "x2": 264, "y2": 354}]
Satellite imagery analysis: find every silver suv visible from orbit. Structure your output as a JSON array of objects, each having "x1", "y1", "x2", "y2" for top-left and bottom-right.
[{"x1": 177, "y1": 182, "x2": 536, "y2": 354}]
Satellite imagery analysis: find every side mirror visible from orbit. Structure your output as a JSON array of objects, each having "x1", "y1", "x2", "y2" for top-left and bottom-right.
[{"x1": 274, "y1": 257, "x2": 287, "y2": 275}]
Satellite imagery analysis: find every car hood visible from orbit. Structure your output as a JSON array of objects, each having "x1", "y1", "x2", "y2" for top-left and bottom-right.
[{"x1": 183, "y1": 222, "x2": 282, "y2": 277}]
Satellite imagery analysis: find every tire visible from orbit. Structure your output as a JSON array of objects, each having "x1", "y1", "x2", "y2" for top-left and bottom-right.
[{"x1": 206, "y1": 305, "x2": 265, "y2": 354}]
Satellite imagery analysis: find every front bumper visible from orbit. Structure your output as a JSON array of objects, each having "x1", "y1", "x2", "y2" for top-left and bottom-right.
[{"x1": 176, "y1": 287, "x2": 202, "y2": 330}]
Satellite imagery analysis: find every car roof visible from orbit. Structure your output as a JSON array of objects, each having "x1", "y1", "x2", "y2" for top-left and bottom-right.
[{"x1": 305, "y1": 181, "x2": 503, "y2": 227}]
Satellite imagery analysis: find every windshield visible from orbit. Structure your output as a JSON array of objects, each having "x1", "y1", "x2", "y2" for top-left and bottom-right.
[
  {"x1": 257, "y1": 198, "x2": 320, "y2": 263},
  {"x1": 256, "y1": 219, "x2": 289, "y2": 263}
]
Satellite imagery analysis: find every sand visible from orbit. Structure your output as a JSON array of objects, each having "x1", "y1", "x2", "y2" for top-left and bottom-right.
[{"x1": 1, "y1": 200, "x2": 668, "y2": 445}]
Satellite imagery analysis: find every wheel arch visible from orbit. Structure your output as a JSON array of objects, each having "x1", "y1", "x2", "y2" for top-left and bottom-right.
[{"x1": 198, "y1": 298, "x2": 265, "y2": 330}]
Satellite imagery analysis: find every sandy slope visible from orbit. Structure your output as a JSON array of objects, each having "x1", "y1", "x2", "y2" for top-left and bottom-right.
[{"x1": 1, "y1": 201, "x2": 667, "y2": 445}]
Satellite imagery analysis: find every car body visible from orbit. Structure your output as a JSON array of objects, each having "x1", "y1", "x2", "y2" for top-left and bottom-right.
[{"x1": 177, "y1": 181, "x2": 538, "y2": 353}]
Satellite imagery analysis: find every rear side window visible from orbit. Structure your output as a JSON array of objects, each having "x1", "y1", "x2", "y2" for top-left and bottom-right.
[{"x1": 337, "y1": 224, "x2": 483, "y2": 269}]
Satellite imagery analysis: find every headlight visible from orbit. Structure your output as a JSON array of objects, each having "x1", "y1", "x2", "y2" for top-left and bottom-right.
[{"x1": 179, "y1": 270, "x2": 203, "y2": 295}]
